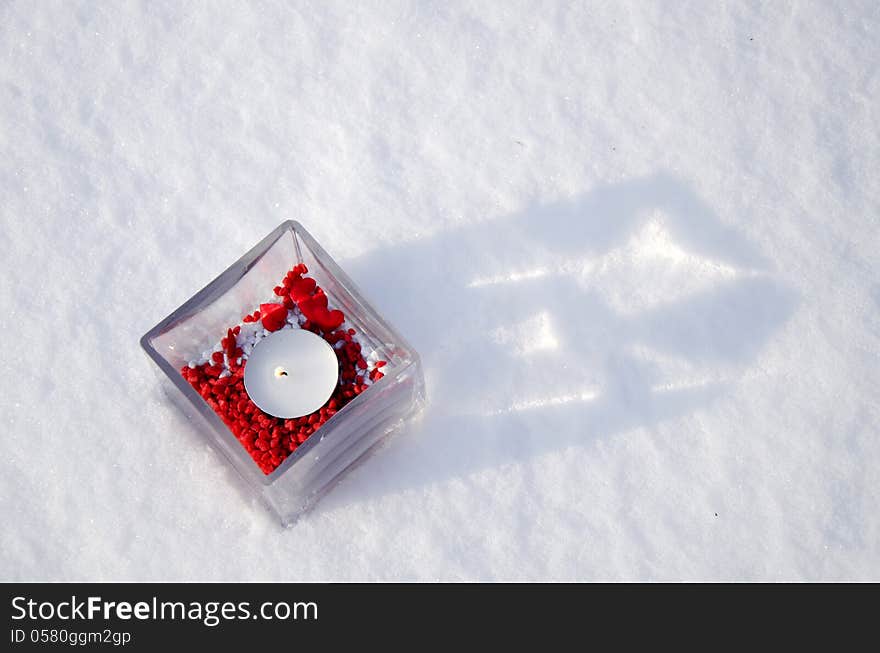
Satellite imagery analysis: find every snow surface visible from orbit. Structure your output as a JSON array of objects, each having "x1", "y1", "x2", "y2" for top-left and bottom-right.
[{"x1": 1, "y1": 1, "x2": 878, "y2": 581}]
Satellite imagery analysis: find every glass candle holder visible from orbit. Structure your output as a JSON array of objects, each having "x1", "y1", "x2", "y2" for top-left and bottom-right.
[{"x1": 140, "y1": 221, "x2": 426, "y2": 525}]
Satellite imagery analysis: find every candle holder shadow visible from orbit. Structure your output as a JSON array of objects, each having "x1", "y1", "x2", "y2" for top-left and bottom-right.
[{"x1": 140, "y1": 220, "x2": 427, "y2": 525}]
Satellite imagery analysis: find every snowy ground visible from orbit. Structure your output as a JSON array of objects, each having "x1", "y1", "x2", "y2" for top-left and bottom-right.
[{"x1": 1, "y1": 1, "x2": 878, "y2": 581}]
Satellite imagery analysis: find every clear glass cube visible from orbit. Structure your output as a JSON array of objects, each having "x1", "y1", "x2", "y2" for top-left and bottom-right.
[{"x1": 140, "y1": 221, "x2": 426, "y2": 525}]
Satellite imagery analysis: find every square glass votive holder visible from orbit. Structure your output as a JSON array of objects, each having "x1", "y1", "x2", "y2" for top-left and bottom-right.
[{"x1": 140, "y1": 220, "x2": 426, "y2": 525}]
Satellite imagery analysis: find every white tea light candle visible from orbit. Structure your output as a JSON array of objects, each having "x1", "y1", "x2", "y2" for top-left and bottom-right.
[{"x1": 244, "y1": 329, "x2": 339, "y2": 418}]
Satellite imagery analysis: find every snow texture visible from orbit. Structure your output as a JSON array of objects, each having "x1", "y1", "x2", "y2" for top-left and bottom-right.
[{"x1": 1, "y1": 1, "x2": 878, "y2": 581}]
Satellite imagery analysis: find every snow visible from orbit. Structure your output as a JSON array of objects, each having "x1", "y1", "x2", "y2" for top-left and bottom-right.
[{"x1": 1, "y1": 1, "x2": 878, "y2": 581}]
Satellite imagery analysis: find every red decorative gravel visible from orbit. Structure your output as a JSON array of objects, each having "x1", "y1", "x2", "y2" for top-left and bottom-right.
[{"x1": 180, "y1": 264, "x2": 385, "y2": 475}]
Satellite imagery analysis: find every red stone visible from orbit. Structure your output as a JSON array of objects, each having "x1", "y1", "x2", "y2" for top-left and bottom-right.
[
  {"x1": 259, "y1": 303, "x2": 288, "y2": 332},
  {"x1": 289, "y1": 276, "x2": 317, "y2": 302}
]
